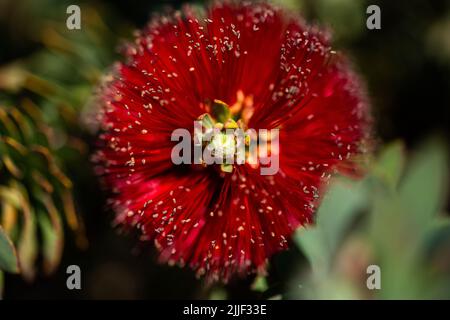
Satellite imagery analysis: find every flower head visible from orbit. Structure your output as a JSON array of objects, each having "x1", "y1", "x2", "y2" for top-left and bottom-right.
[{"x1": 94, "y1": 1, "x2": 371, "y2": 282}]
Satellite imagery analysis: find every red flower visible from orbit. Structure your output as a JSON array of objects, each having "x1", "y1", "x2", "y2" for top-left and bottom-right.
[{"x1": 94, "y1": 1, "x2": 371, "y2": 282}]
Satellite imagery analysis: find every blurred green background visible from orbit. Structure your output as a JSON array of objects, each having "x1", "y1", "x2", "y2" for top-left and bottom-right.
[{"x1": 0, "y1": 0, "x2": 449, "y2": 299}]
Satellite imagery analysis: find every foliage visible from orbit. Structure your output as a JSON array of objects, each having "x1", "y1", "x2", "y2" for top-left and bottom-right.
[
  {"x1": 0, "y1": 0, "x2": 124, "y2": 297},
  {"x1": 290, "y1": 140, "x2": 449, "y2": 299}
]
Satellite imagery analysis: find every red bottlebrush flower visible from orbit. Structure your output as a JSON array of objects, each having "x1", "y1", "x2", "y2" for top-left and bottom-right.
[{"x1": 93, "y1": 1, "x2": 371, "y2": 282}]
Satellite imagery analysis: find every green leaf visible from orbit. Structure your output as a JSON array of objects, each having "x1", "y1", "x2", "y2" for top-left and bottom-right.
[
  {"x1": 367, "y1": 140, "x2": 449, "y2": 299},
  {"x1": 16, "y1": 211, "x2": 37, "y2": 281},
  {"x1": 294, "y1": 227, "x2": 329, "y2": 277},
  {"x1": 0, "y1": 186, "x2": 22, "y2": 208},
  {"x1": 251, "y1": 275, "x2": 268, "y2": 293},
  {"x1": 317, "y1": 179, "x2": 368, "y2": 251},
  {"x1": 38, "y1": 203, "x2": 64, "y2": 275},
  {"x1": 373, "y1": 140, "x2": 406, "y2": 190},
  {"x1": 423, "y1": 217, "x2": 450, "y2": 255},
  {"x1": 399, "y1": 140, "x2": 448, "y2": 226},
  {"x1": 7, "y1": 183, "x2": 38, "y2": 281},
  {"x1": 0, "y1": 225, "x2": 19, "y2": 273},
  {"x1": 294, "y1": 178, "x2": 368, "y2": 276}
]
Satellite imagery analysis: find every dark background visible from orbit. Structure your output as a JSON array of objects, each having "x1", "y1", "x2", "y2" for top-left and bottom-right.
[{"x1": 1, "y1": 0, "x2": 449, "y2": 299}]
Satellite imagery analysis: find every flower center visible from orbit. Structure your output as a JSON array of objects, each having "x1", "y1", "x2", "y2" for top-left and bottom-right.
[
  {"x1": 210, "y1": 132, "x2": 238, "y2": 160},
  {"x1": 195, "y1": 92, "x2": 254, "y2": 173}
]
